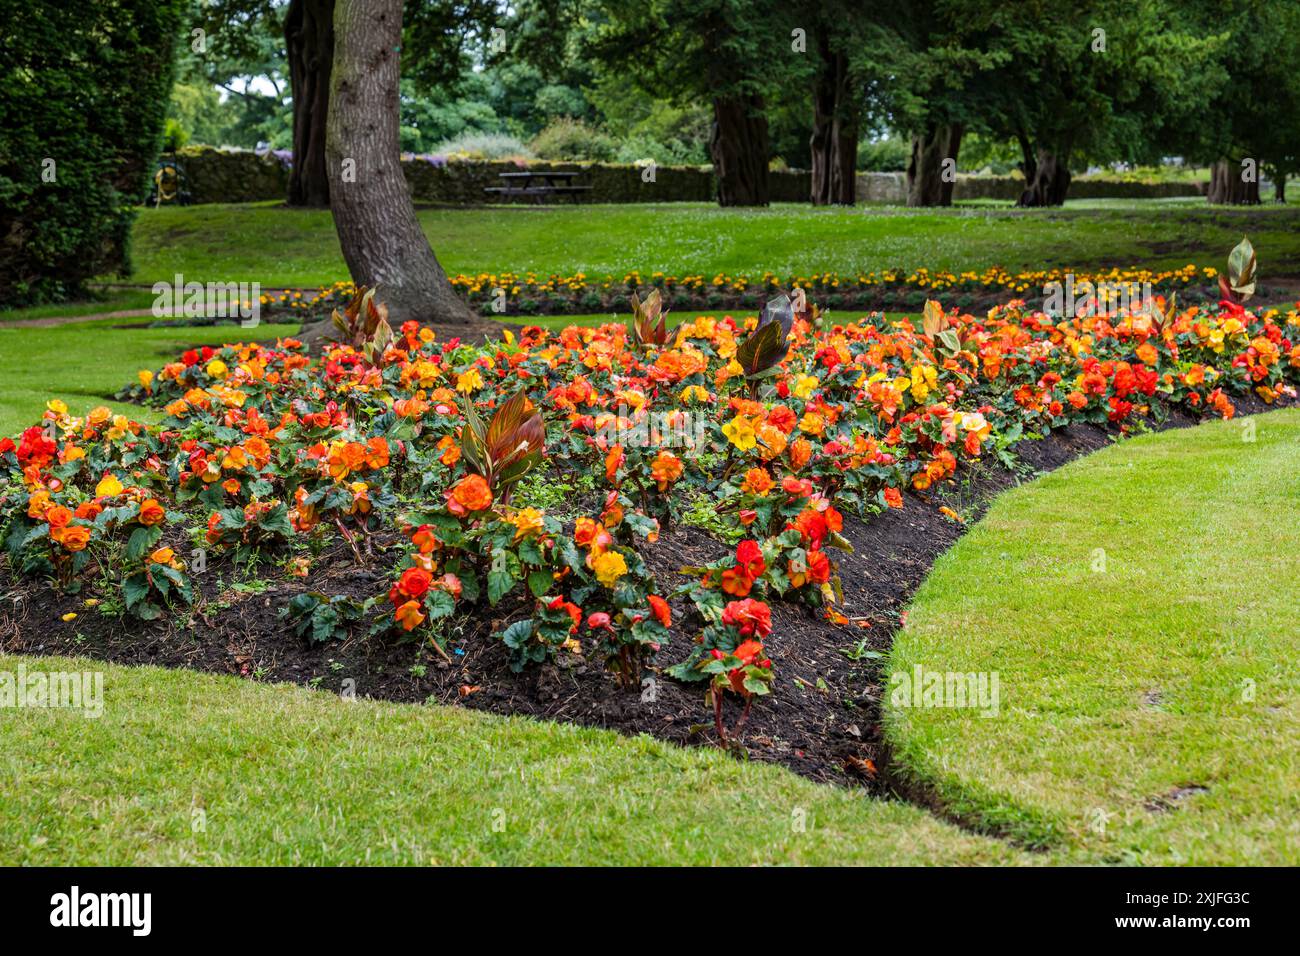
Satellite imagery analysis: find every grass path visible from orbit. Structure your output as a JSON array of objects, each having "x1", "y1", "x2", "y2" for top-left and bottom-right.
[
  {"x1": 885, "y1": 410, "x2": 1300, "y2": 864},
  {"x1": 0, "y1": 654, "x2": 1034, "y2": 865}
]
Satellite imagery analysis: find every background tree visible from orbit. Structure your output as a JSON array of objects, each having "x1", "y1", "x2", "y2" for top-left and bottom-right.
[
  {"x1": 193, "y1": 0, "x2": 500, "y2": 207},
  {"x1": 170, "y1": 2, "x2": 291, "y2": 150},
  {"x1": 326, "y1": 0, "x2": 481, "y2": 329},
  {"x1": 797, "y1": 3, "x2": 873, "y2": 205},
  {"x1": 970, "y1": 0, "x2": 1222, "y2": 206},
  {"x1": 848, "y1": 2, "x2": 996, "y2": 207},
  {"x1": 284, "y1": 0, "x2": 334, "y2": 205},
  {"x1": 594, "y1": 0, "x2": 786, "y2": 206},
  {"x1": 1181, "y1": 0, "x2": 1300, "y2": 204}
]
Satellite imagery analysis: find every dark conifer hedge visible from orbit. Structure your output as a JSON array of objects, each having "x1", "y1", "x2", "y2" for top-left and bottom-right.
[{"x1": 0, "y1": 0, "x2": 185, "y2": 305}]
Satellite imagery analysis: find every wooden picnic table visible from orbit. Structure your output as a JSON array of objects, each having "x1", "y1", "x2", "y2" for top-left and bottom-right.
[{"x1": 484, "y1": 170, "x2": 593, "y2": 204}]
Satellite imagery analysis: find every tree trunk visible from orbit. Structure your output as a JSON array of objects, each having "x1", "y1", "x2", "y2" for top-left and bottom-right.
[
  {"x1": 1276, "y1": 173, "x2": 1287, "y2": 204},
  {"x1": 285, "y1": 0, "x2": 334, "y2": 207},
  {"x1": 1016, "y1": 149, "x2": 1071, "y2": 206},
  {"x1": 809, "y1": 41, "x2": 858, "y2": 206},
  {"x1": 710, "y1": 95, "x2": 770, "y2": 207},
  {"x1": 1207, "y1": 159, "x2": 1261, "y2": 205},
  {"x1": 325, "y1": 0, "x2": 478, "y2": 331},
  {"x1": 906, "y1": 124, "x2": 962, "y2": 206}
]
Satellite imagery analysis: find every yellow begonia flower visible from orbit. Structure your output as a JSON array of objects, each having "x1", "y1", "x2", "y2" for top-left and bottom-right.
[
  {"x1": 722, "y1": 415, "x2": 757, "y2": 451},
  {"x1": 509, "y1": 507, "x2": 545, "y2": 541},
  {"x1": 206, "y1": 359, "x2": 228, "y2": 379},
  {"x1": 592, "y1": 550, "x2": 628, "y2": 587},
  {"x1": 910, "y1": 364, "x2": 937, "y2": 402},
  {"x1": 95, "y1": 473, "x2": 124, "y2": 497},
  {"x1": 456, "y1": 368, "x2": 484, "y2": 394},
  {"x1": 792, "y1": 374, "x2": 819, "y2": 400}
]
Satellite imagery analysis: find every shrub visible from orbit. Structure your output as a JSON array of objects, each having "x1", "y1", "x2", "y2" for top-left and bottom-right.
[
  {"x1": 0, "y1": 0, "x2": 185, "y2": 305},
  {"x1": 857, "y1": 135, "x2": 910, "y2": 172},
  {"x1": 430, "y1": 131, "x2": 534, "y2": 160},
  {"x1": 530, "y1": 119, "x2": 619, "y2": 163}
]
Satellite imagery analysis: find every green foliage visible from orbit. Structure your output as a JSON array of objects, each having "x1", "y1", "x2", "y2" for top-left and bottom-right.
[
  {"x1": 168, "y1": 0, "x2": 290, "y2": 150},
  {"x1": 281, "y1": 592, "x2": 364, "y2": 643},
  {"x1": 857, "y1": 136, "x2": 910, "y2": 172},
  {"x1": 429, "y1": 132, "x2": 534, "y2": 161},
  {"x1": 530, "y1": 119, "x2": 619, "y2": 162},
  {"x1": 512, "y1": 468, "x2": 595, "y2": 515},
  {"x1": 0, "y1": 0, "x2": 186, "y2": 305}
]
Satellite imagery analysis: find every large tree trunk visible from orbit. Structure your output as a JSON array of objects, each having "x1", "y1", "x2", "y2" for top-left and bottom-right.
[
  {"x1": 809, "y1": 40, "x2": 858, "y2": 206},
  {"x1": 325, "y1": 0, "x2": 478, "y2": 331},
  {"x1": 1276, "y1": 173, "x2": 1287, "y2": 204},
  {"x1": 1207, "y1": 159, "x2": 1261, "y2": 205},
  {"x1": 1017, "y1": 148, "x2": 1071, "y2": 207},
  {"x1": 710, "y1": 95, "x2": 770, "y2": 207},
  {"x1": 906, "y1": 124, "x2": 962, "y2": 206},
  {"x1": 285, "y1": 0, "x2": 334, "y2": 207}
]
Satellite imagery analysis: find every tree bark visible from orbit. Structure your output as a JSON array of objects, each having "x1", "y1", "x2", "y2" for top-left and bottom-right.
[
  {"x1": 710, "y1": 95, "x2": 770, "y2": 206},
  {"x1": 1276, "y1": 173, "x2": 1287, "y2": 204},
  {"x1": 906, "y1": 124, "x2": 962, "y2": 206},
  {"x1": 285, "y1": 0, "x2": 334, "y2": 207},
  {"x1": 325, "y1": 0, "x2": 478, "y2": 331},
  {"x1": 809, "y1": 40, "x2": 858, "y2": 206},
  {"x1": 1016, "y1": 148, "x2": 1071, "y2": 207},
  {"x1": 1207, "y1": 159, "x2": 1261, "y2": 205}
]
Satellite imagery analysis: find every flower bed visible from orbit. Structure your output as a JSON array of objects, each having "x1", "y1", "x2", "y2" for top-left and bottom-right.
[
  {"x1": 2, "y1": 280, "x2": 1298, "y2": 765},
  {"x1": 255, "y1": 265, "x2": 1227, "y2": 327}
]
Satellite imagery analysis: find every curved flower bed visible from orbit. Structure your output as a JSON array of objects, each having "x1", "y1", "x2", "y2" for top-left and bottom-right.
[{"x1": 2, "y1": 294, "x2": 1297, "y2": 744}]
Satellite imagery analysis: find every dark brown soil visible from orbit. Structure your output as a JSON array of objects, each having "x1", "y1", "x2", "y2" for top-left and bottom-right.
[{"x1": 0, "y1": 395, "x2": 1286, "y2": 790}]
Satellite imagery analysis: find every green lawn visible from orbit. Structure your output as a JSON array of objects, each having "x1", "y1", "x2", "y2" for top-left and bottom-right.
[
  {"x1": 0, "y1": 289, "x2": 157, "y2": 324},
  {"x1": 885, "y1": 409, "x2": 1300, "y2": 864},
  {"x1": 0, "y1": 316, "x2": 299, "y2": 438},
  {"x1": 0, "y1": 653, "x2": 1032, "y2": 865},
  {"x1": 120, "y1": 200, "x2": 1300, "y2": 290}
]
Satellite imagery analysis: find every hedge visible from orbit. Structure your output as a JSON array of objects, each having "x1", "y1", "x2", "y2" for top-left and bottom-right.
[
  {"x1": 174, "y1": 146, "x2": 291, "y2": 204},
  {"x1": 0, "y1": 0, "x2": 185, "y2": 306},
  {"x1": 166, "y1": 148, "x2": 1201, "y2": 206}
]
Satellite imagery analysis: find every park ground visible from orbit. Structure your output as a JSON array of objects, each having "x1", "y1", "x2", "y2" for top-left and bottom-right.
[{"x1": 1, "y1": 200, "x2": 1298, "y2": 864}]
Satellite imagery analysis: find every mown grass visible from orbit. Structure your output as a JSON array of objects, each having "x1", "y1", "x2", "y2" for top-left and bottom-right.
[
  {"x1": 0, "y1": 654, "x2": 1035, "y2": 865},
  {"x1": 0, "y1": 290, "x2": 157, "y2": 324},
  {"x1": 120, "y1": 200, "x2": 1300, "y2": 290},
  {"x1": 0, "y1": 316, "x2": 299, "y2": 438},
  {"x1": 885, "y1": 410, "x2": 1300, "y2": 864}
]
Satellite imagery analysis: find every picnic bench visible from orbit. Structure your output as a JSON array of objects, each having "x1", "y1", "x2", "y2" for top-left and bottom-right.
[{"x1": 484, "y1": 170, "x2": 593, "y2": 204}]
